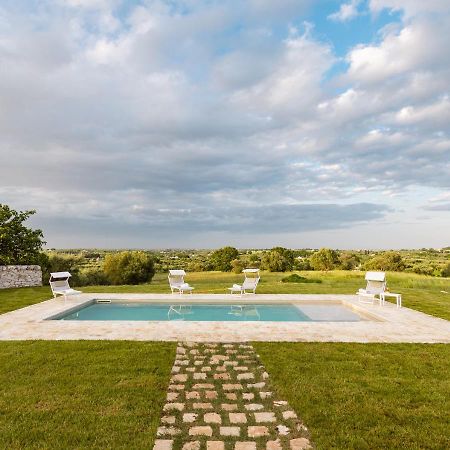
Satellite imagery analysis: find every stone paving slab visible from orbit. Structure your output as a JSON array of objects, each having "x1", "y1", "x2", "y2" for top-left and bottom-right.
[{"x1": 153, "y1": 342, "x2": 312, "y2": 450}]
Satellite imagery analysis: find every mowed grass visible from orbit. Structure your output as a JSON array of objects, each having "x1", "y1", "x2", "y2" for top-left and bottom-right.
[
  {"x1": 255, "y1": 342, "x2": 450, "y2": 450},
  {"x1": 0, "y1": 286, "x2": 53, "y2": 315},
  {"x1": 0, "y1": 275, "x2": 448, "y2": 449},
  {"x1": 1, "y1": 270, "x2": 448, "y2": 320},
  {"x1": 0, "y1": 341, "x2": 175, "y2": 449}
]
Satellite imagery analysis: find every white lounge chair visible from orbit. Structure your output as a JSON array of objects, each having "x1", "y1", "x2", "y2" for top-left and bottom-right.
[
  {"x1": 228, "y1": 269, "x2": 260, "y2": 296},
  {"x1": 357, "y1": 271, "x2": 386, "y2": 304},
  {"x1": 49, "y1": 272, "x2": 81, "y2": 301},
  {"x1": 168, "y1": 269, "x2": 194, "y2": 294}
]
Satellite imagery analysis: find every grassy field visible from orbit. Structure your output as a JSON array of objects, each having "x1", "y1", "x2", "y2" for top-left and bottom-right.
[
  {"x1": 0, "y1": 341, "x2": 175, "y2": 449},
  {"x1": 256, "y1": 343, "x2": 450, "y2": 450},
  {"x1": 1, "y1": 270, "x2": 448, "y2": 319}
]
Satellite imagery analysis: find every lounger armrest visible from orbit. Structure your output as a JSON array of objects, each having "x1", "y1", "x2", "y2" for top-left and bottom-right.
[
  {"x1": 228, "y1": 285, "x2": 243, "y2": 293},
  {"x1": 55, "y1": 288, "x2": 82, "y2": 296}
]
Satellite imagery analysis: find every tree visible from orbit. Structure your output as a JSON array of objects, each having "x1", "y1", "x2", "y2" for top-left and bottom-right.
[
  {"x1": 260, "y1": 247, "x2": 294, "y2": 272},
  {"x1": 0, "y1": 204, "x2": 45, "y2": 265},
  {"x1": 339, "y1": 252, "x2": 361, "y2": 270},
  {"x1": 103, "y1": 251, "x2": 155, "y2": 285},
  {"x1": 248, "y1": 252, "x2": 261, "y2": 265},
  {"x1": 364, "y1": 251, "x2": 405, "y2": 272},
  {"x1": 210, "y1": 246, "x2": 239, "y2": 272},
  {"x1": 293, "y1": 257, "x2": 312, "y2": 271},
  {"x1": 310, "y1": 248, "x2": 339, "y2": 271}
]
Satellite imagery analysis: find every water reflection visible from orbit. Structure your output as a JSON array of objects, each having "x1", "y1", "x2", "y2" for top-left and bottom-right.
[
  {"x1": 167, "y1": 304, "x2": 261, "y2": 321},
  {"x1": 229, "y1": 305, "x2": 260, "y2": 320},
  {"x1": 168, "y1": 304, "x2": 193, "y2": 320}
]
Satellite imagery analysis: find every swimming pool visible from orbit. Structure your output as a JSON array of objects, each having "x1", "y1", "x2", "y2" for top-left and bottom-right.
[{"x1": 55, "y1": 301, "x2": 366, "y2": 322}]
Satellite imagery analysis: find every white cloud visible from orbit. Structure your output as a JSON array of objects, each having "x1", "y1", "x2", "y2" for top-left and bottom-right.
[
  {"x1": 369, "y1": 0, "x2": 450, "y2": 18},
  {"x1": 328, "y1": 0, "x2": 361, "y2": 22},
  {"x1": 62, "y1": 0, "x2": 117, "y2": 10},
  {"x1": 346, "y1": 19, "x2": 449, "y2": 85},
  {"x1": 228, "y1": 29, "x2": 334, "y2": 120},
  {"x1": 393, "y1": 96, "x2": 450, "y2": 127},
  {"x1": 354, "y1": 129, "x2": 409, "y2": 148},
  {"x1": 423, "y1": 191, "x2": 450, "y2": 211}
]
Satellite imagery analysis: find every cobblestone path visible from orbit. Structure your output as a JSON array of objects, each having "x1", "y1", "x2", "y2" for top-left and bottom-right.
[{"x1": 153, "y1": 342, "x2": 312, "y2": 450}]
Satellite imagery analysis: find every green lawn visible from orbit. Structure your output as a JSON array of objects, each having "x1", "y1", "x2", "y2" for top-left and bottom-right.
[
  {"x1": 0, "y1": 286, "x2": 53, "y2": 315},
  {"x1": 0, "y1": 341, "x2": 175, "y2": 449},
  {"x1": 1, "y1": 270, "x2": 448, "y2": 319},
  {"x1": 255, "y1": 342, "x2": 450, "y2": 450},
  {"x1": 0, "y1": 273, "x2": 449, "y2": 449},
  {"x1": 0, "y1": 342, "x2": 448, "y2": 450}
]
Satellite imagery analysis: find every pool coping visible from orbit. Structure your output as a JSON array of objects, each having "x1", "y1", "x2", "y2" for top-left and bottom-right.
[
  {"x1": 0, "y1": 293, "x2": 449, "y2": 342},
  {"x1": 44, "y1": 296, "x2": 384, "y2": 322}
]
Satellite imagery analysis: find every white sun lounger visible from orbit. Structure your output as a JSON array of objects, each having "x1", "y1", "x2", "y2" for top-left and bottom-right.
[
  {"x1": 168, "y1": 269, "x2": 194, "y2": 294},
  {"x1": 357, "y1": 271, "x2": 386, "y2": 304},
  {"x1": 228, "y1": 268, "x2": 260, "y2": 296},
  {"x1": 49, "y1": 272, "x2": 81, "y2": 301}
]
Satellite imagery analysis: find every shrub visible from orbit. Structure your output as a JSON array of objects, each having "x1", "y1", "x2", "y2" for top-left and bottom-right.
[
  {"x1": 310, "y1": 248, "x2": 339, "y2": 271},
  {"x1": 260, "y1": 247, "x2": 294, "y2": 272},
  {"x1": 281, "y1": 274, "x2": 322, "y2": 283},
  {"x1": 210, "y1": 246, "x2": 239, "y2": 272},
  {"x1": 40, "y1": 253, "x2": 82, "y2": 285},
  {"x1": 407, "y1": 263, "x2": 436, "y2": 276},
  {"x1": 103, "y1": 251, "x2": 155, "y2": 285},
  {"x1": 187, "y1": 261, "x2": 212, "y2": 272},
  {"x1": 77, "y1": 269, "x2": 110, "y2": 286},
  {"x1": 364, "y1": 251, "x2": 405, "y2": 272},
  {"x1": 442, "y1": 263, "x2": 450, "y2": 278},
  {"x1": 230, "y1": 255, "x2": 256, "y2": 274}
]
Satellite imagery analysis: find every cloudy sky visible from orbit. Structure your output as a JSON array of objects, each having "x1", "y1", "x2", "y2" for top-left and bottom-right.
[{"x1": 1, "y1": 0, "x2": 449, "y2": 249}]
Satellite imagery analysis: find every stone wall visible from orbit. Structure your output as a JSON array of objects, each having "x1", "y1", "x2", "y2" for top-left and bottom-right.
[{"x1": 0, "y1": 265, "x2": 42, "y2": 289}]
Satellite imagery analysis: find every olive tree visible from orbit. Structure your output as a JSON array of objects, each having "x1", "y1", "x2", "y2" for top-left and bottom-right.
[
  {"x1": 310, "y1": 248, "x2": 339, "y2": 271},
  {"x1": 210, "y1": 246, "x2": 239, "y2": 272},
  {"x1": 339, "y1": 252, "x2": 361, "y2": 270},
  {"x1": 364, "y1": 252, "x2": 405, "y2": 272},
  {"x1": 260, "y1": 247, "x2": 294, "y2": 272}
]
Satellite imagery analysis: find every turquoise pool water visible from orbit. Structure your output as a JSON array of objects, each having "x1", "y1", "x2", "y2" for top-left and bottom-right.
[{"x1": 56, "y1": 302, "x2": 364, "y2": 322}]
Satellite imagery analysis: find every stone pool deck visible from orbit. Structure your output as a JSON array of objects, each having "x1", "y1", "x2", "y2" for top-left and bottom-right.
[{"x1": 0, "y1": 293, "x2": 449, "y2": 343}]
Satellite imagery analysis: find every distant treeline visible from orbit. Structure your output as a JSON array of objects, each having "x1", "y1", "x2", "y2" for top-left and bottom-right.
[
  {"x1": 2, "y1": 204, "x2": 447, "y2": 287},
  {"x1": 42, "y1": 246, "x2": 450, "y2": 286}
]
